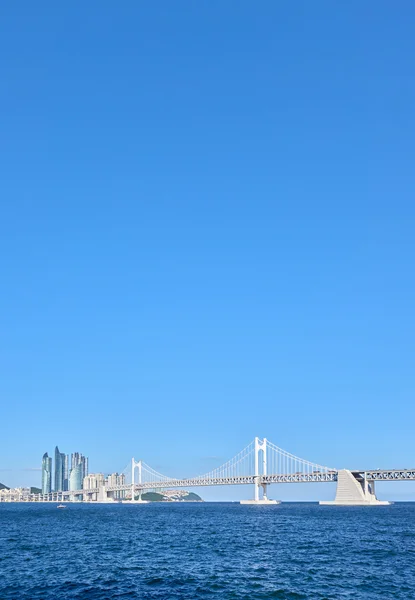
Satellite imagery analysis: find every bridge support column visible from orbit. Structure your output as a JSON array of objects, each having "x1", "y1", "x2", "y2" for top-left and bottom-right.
[
  {"x1": 134, "y1": 488, "x2": 148, "y2": 503},
  {"x1": 131, "y1": 458, "x2": 136, "y2": 503},
  {"x1": 320, "y1": 470, "x2": 390, "y2": 506},
  {"x1": 98, "y1": 485, "x2": 108, "y2": 503},
  {"x1": 240, "y1": 438, "x2": 280, "y2": 505}
]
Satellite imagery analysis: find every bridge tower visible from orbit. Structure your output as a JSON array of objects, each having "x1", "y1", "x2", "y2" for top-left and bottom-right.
[
  {"x1": 131, "y1": 459, "x2": 148, "y2": 503},
  {"x1": 241, "y1": 437, "x2": 279, "y2": 505}
]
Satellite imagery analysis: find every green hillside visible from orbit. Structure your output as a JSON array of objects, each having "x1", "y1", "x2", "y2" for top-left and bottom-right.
[
  {"x1": 134, "y1": 491, "x2": 203, "y2": 502},
  {"x1": 0, "y1": 482, "x2": 10, "y2": 490},
  {"x1": 185, "y1": 492, "x2": 202, "y2": 501},
  {"x1": 140, "y1": 492, "x2": 164, "y2": 502}
]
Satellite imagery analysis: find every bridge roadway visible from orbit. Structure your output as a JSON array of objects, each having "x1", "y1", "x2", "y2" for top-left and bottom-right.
[
  {"x1": 4, "y1": 469, "x2": 414, "y2": 502},
  {"x1": 59, "y1": 469, "x2": 415, "y2": 497},
  {"x1": 357, "y1": 469, "x2": 415, "y2": 481},
  {"x1": 58, "y1": 472, "x2": 338, "y2": 496}
]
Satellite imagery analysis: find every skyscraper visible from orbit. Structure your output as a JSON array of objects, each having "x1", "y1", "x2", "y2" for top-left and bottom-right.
[
  {"x1": 54, "y1": 446, "x2": 66, "y2": 492},
  {"x1": 69, "y1": 452, "x2": 88, "y2": 490},
  {"x1": 71, "y1": 452, "x2": 80, "y2": 470},
  {"x1": 69, "y1": 463, "x2": 84, "y2": 491},
  {"x1": 41, "y1": 453, "x2": 52, "y2": 494},
  {"x1": 63, "y1": 454, "x2": 69, "y2": 491}
]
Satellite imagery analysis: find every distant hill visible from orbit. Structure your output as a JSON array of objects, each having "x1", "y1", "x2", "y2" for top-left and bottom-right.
[
  {"x1": 135, "y1": 491, "x2": 203, "y2": 502},
  {"x1": 184, "y1": 492, "x2": 202, "y2": 502},
  {"x1": 140, "y1": 492, "x2": 164, "y2": 502},
  {"x1": 0, "y1": 484, "x2": 41, "y2": 493}
]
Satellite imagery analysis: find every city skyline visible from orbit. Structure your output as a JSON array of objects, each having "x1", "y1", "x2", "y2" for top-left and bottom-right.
[
  {"x1": 4, "y1": 435, "x2": 415, "y2": 505},
  {"x1": 40, "y1": 446, "x2": 89, "y2": 493},
  {"x1": 4, "y1": 438, "x2": 414, "y2": 503},
  {"x1": 35, "y1": 446, "x2": 128, "y2": 496},
  {"x1": 1, "y1": 425, "x2": 415, "y2": 503}
]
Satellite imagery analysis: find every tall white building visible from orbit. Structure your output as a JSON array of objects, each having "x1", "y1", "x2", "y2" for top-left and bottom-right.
[
  {"x1": 105, "y1": 473, "x2": 125, "y2": 487},
  {"x1": 83, "y1": 473, "x2": 105, "y2": 489},
  {"x1": 106, "y1": 473, "x2": 126, "y2": 499},
  {"x1": 83, "y1": 473, "x2": 105, "y2": 501}
]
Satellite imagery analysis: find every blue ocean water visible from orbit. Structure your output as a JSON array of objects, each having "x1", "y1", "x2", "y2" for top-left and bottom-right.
[{"x1": 0, "y1": 502, "x2": 414, "y2": 599}]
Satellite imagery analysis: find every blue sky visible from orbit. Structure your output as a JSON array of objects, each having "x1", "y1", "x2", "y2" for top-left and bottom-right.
[{"x1": 1, "y1": 1, "x2": 414, "y2": 501}]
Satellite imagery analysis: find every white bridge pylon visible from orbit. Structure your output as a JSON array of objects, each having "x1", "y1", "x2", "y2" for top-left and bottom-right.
[
  {"x1": 128, "y1": 437, "x2": 336, "y2": 503},
  {"x1": 253, "y1": 436, "x2": 268, "y2": 502}
]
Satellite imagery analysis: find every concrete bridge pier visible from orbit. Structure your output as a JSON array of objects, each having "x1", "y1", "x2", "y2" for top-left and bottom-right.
[
  {"x1": 240, "y1": 477, "x2": 280, "y2": 504},
  {"x1": 320, "y1": 470, "x2": 390, "y2": 506},
  {"x1": 133, "y1": 490, "x2": 148, "y2": 503},
  {"x1": 98, "y1": 485, "x2": 108, "y2": 503}
]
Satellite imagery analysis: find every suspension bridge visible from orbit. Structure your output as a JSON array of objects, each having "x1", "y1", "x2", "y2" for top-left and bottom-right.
[
  {"x1": 125, "y1": 437, "x2": 337, "y2": 505},
  {"x1": 6, "y1": 437, "x2": 415, "y2": 506}
]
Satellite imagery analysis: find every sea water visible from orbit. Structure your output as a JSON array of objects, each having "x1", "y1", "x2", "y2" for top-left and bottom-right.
[{"x1": 0, "y1": 502, "x2": 414, "y2": 599}]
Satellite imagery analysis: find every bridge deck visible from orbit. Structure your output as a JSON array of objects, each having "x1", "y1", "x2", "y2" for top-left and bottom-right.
[{"x1": 8, "y1": 469, "x2": 414, "y2": 501}]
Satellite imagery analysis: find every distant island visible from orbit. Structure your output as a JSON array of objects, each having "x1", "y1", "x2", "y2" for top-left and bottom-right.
[{"x1": 136, "y1": 490, "x2": 203, "y2": 502}]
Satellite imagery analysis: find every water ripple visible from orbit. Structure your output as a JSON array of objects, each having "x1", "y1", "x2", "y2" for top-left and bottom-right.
[{"x1": 0, "y1": 502, "x2": 414, "y2": 599}]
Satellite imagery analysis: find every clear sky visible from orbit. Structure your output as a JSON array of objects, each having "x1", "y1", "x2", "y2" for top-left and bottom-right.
[{"x1": 1, "y1": 1, "x2": 414, "y2": 501}]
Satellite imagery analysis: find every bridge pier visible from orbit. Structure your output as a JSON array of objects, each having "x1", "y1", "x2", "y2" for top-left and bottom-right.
[
  {"x1": 132, "y1": 491, "x2": 148, "y2": 503},
  {"x1": 320, "y1": 470, "x2": 390, "y2": 506},
  {"x1": 240, "y1": 478, "x2": 280, "y2": 504},
  {"x1": 97, "y1": 485, "x2": 108, "y2": 503}
]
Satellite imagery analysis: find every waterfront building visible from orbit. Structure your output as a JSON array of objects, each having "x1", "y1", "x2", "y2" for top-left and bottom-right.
[
  {"x1": 63, "y1": 454, "x2": 69, "y2": 491},
  {"x1": 41, "y1": 452, "x2": 52, "y2": 494},
  {"x1": 83, "y1": 473, "x2": 105, "y2": 490},
  {"x1": 106, "y1": 473, "x2": 126, "y2": 487},
  {"x1": 0, "y1": 487, "x2": 31, "y2": 502},
  {"x1": 83, "y1": 473, "x2": 105, "y2": 501},
  {"x1": 106, "y1": 473, "x2": 126, "y2": 499},
  {"x1": 69, "y1": 463, "x2": 84, "y2": 491},
  {"x1": 54, "y1": 446, "x2": 67, "y2": 492},
  {"x1": 69, "y1": 452, "x2": 88, "y2": 491},
  {"x1": 71, "y1": 452, "x2": 78, "y2": 471},
  {"x1": 71, "y1": 452, "x2": 88, "y2": 479},
  {"x1": 40, "y1": 449, "x2": 89, "y2": 496}
]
